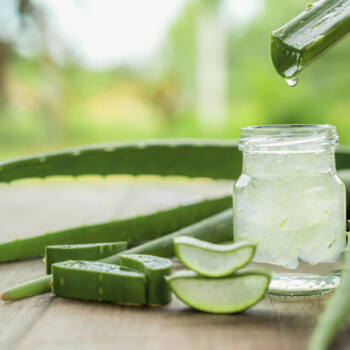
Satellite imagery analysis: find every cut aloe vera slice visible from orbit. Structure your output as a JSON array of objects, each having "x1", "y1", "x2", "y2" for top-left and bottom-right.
[
  {"x1": 167, "y1": 268, "x2": 271, "y2": 314},
  {"x1": 271, "y1": 0, "x2": 350, "y2": 81},
  {"x1": 174, "y1": 236, "x2": 255, "y2": 277},
  {"x1": 45, "y1": 242, "x2": 127, "y2": 274},
  {"x1": 120, "y1": 254, "x2": 172, "y2": 306},
  {"x1": 52, "y1": 260, "x2": 146, "y2": 304}
]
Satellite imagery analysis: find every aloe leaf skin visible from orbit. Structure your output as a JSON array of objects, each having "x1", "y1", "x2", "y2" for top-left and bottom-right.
[
  {"x1": 45, "y1": 242, "x2": 127, "y2": 274},
  {"x1": 0, "y1": 195, "x2": 232, "y2": 262},
  {"x1": 0, "y1": 139, "x2": 240, "y2": 182},
  {"x1": 52, "y1": 261, "x2": 147, "y2": 304},
  {"x1": 1, "y1": 209, "x2": 233, "y2": 301},
  {"x1": 271, "y1": 0, "x2": 350, "y2": 79},
  {"x1": 120, "y1": 254, "x2": 172, "y2": 306}
]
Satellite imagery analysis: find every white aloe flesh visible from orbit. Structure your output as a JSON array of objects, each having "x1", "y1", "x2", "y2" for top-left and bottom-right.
[
  {"x1": 167, "y1": 269, "x2": 271, "y2": 314},
  {"x1": 174, "y1": 236, "x2": 255, "y2": 277}
]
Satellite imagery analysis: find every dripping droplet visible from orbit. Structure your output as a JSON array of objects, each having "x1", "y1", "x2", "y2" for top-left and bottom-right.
[{"x1": 285, "y1": 76, "x2": 299, "y2": 87}]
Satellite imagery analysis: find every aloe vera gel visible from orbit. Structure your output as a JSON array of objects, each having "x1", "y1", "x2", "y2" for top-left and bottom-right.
[{"x1": 233, "y1": 124, "x2": 346, "y2": 295}]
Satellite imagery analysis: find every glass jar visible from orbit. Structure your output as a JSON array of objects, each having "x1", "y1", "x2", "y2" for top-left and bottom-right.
[{"x1": 233, "y1": 124, "x2": 346, "y2": 295}]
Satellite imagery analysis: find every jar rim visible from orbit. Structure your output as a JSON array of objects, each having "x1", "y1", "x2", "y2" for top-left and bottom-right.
[
  {"x1": 239, "y1": 124, "x2": 338, "y2": 153},
  {"x1": 241, "y1": 124, "x2": 335, "y2": 133}
]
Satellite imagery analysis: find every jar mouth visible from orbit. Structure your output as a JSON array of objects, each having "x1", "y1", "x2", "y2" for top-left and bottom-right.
[{"x1": 239, "y1": 124, "x2": 338, "y2": 153}]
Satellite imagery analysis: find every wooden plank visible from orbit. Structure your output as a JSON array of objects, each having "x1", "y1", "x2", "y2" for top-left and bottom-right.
[{"x1": 12, "y1": 297, "x2": 283, "y2": 350}]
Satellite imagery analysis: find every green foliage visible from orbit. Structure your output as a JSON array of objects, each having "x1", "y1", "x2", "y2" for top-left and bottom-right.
[{"x1": 0, "y1": 0, "x2": 349, "y2": 159}]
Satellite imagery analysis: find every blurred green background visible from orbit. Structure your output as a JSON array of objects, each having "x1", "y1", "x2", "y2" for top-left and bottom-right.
[{"x1": 0, "y1": 0, "x2": 349, "y2": 160}]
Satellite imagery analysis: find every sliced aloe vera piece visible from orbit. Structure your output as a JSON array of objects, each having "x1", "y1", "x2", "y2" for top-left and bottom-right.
[
  {"x1": 271, "y1": 0, "x2": 350, "y2": 81},
  {"x1": 45, "y1": 242, "x2": 127, "y2": 274},
  {"x1": 174, "y1": 237, "x2": 255, "y2": 277},
  {"x1": 52, "y1": 260, "x2": 146, "y2": 304},
  {"x1": 167, "y1": 268, "x2": 271, "y2": 314},
  {"x1": 120, "y1": 254, "x2": 172, "y2": 306}
]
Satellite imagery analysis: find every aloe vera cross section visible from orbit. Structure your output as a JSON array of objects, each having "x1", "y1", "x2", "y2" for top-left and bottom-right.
[
  {"x1": 271, "y1": 0, "x2": 350, "y2": 80},
  {"x1": 174, "y1": 236, "x2": 255, "y2": 277},
  {"x1": 167, "y1": 268, "x2": 271, "y2": 314},
  {"x1": 120, "y1": 254, "x2": 172, "y2": 305}
]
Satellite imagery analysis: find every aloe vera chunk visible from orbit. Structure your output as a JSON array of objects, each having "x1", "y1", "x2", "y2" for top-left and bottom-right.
[
  {"x1": 174, "y1": 237, "x2": 255, "y2": 277},
  {"x1": 166, "y1": 268, "x2": 271, "y2": 314},
  {"x1": 0, "y1": 195, "x2": 232, "y2": 262},
  {"x1": 120, "y1": 254, "x2": 172, "y2": 306},
  {"x1": 271, "y1": 0, "x2": 350, "y2": 80},
  {"x1": 45, "y1": 242, "x2": 127, "y2": 274},
  {"x1": 52, "y1": 260, "x2": 146, "y2": 304},
  {"x1": 1, "y1": 209, "x2": 233, "y2": 301}
]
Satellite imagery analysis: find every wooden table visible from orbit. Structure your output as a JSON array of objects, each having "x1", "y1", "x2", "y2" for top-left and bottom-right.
[{"x1": 0, "y1": 178, "x2": 349, "y2": 350}]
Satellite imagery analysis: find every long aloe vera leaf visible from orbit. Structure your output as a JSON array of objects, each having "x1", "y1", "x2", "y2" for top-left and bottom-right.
[
  {"x1": 0, "y1": 195, "x2": 232, "y2": 262},
  {"x1": 271, "y1": 0, "x2": 350, "y2": 80},
  {"x1": 1, "y1": 209, "x2": 233, "y2": 301},
  {"x1": 0, "y1": 140, "x2": 349, "y2": 183},
  {"x1": 52, "y1": 261, "x2": 147, "y2": 304},
  {"x1": 0, "y1": 139, "x2": 240, "y2": 182},
  {"x1": 307, "y1": 236, "x2": 350, "y2": 350},
  {"x1": 45, "y1": 242, "x2": 127, "y2": 274}
]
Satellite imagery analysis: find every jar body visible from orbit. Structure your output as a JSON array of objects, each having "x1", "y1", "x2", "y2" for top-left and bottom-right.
[{"x1": 233, "y1": 125, "x2": 346, "y2": 295}]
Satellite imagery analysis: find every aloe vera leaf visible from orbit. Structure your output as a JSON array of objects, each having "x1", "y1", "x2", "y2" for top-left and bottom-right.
[
  {"x1": 1, "y1": 275, "x2": 53, "y2": 301},
  {"x1": 120, "y1": 254, "x2": 172, "y2": 306},
  {"x1": 174, "y1": 236, "x2": 255, "y2": 277},
  {"x1": 166, "y1": 268, "x2": 271, "y2": 314},
  {"x1": 271, "y1": 0, "x2": 350, "y2": 79},
  {"x1": 0, "y1": 195, "x2": 232, "y2": 262},
  {"x1": 307, "y1": 238, "x2": 350, "y2": 350},
  {"x1": 52, "y1": 261, "x2": 147, "y2": 304},
  {"x1": 0, "y1": 139, "x2": 240, "y2": 182},
  {"x1": 45, "y1": 242, "x2": 127, "y2": 274},
  {"x1": 0, "y1": 139, "x2": 349, "y2": 182},
  {"x1": 1, "y1": 209, "x2": 233, "y2": 301}
]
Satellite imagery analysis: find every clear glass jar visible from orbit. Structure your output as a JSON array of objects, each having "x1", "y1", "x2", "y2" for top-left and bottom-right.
[{"x1": 233, "y1": 124, "x2": 346, "y2": 295}]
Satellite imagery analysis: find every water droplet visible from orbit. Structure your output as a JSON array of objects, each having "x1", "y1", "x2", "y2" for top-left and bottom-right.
[{"x1": 285, "y1": 76, "x2": 299, "y2": 87}]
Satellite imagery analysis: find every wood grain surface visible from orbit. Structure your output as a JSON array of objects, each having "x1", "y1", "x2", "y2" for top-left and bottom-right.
[{"x1": 0, "y1": 178, "x2": 349, "y2": 350}]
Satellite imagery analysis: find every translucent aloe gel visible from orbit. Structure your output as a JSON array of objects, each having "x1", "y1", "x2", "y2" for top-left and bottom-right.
[{"x1": 233, "y1": 124, "x2": 346, "y2": 295}]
